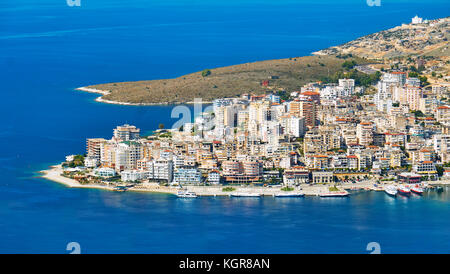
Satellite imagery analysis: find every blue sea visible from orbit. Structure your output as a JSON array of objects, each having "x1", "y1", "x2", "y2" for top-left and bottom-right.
[{"x1": 0, "y1": 0, "x2": 449, "y2": 253}]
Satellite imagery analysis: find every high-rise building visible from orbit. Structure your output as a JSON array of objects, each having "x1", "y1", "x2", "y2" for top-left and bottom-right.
[
  {"x1": 114, "y1": 141, "x2": 143, "y2": 171},
  {"x1": 86, "y1": 138, "x2": 107, "y2": 160},
  {"x1": 290, "y1": 100, "x2": 316, "y2": 128},
  {"x1": 405, "y1": 85, "x2": 423, "y2": 111},
  {"x1": 356, "y1": 122, "x2": 373, "y2": 146},
  {"x1": 113, "y1": 124, "x2": 140, "y2": 141},
  {"x1": 289, "y1": 117, "x2": 306, "y2": 138}
]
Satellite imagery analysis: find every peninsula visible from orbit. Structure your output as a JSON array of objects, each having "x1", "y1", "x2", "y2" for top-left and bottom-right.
[
  {"x1": 41, "y1": 16, "x2": 450, "y2": 198},
  {"x1": 78, "y1": 17, "x2": 449, "y2": 105},
  {"x1": 78, "y1": 55, "x2": 368, "y2": 105}
]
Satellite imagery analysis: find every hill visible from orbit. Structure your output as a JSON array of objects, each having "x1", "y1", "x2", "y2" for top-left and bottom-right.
[
  {"x1": 315, "y1": 17, "x2": 450, "y2": 59},
  {"x1": 82, "y1": 55, "x2": 368, "y2": 105}
]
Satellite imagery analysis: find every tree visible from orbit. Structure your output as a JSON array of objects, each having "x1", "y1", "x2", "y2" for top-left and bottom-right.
[
  {"x1": 409, "y1": 65, "x2": 418, "y2": 72},
  {"x1": 201, "y1": 69, "x2": 211, "y2": 77},
  {"x1": 436, "y1": 165, "x2": 444, "y2": 177},
  {"x1": 159, "y1": 123, "x2": 165, "y2": 129},
  {"x1": 412, "y1": 110, "x2": 424, "y2": 117},
  {"x1": 342, "y1": 60, "x2": 357, "y2": 70},
  {"x1": 408, "y1": 71, "x2": 419, "y2": 78},
  {"x1": 418, "y1": 75, "x2": 429, "y2": 86}
]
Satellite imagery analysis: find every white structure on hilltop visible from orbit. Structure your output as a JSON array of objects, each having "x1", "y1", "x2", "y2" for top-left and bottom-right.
[{"x1": 412, "y1": 15, "x2": 423, "y2": 25}]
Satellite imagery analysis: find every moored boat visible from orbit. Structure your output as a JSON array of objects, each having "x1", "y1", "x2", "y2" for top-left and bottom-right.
[
  {"x1": 177, "y1": 190, "x2": 198, "y2": 198},
  {"x1": 231, "y1": 193, "x2": 261, "y2": 197},
  {"x1": 384, "y1": 185, "x2": 397, "y2": 197},
  {"x1": 274, "y1": 192, "x2": 304, "y2": 198},
  {"x1": 397, "y1": 185, "x2": 411, "y2": 196},
  {"x1": 319, "y1": 191, "x2": 349, "y2": 197},
  {"x1": 410, "y1": 185, "x2": 424, "y2": 195},
  {"x1": 113, "y1": 186, "x2": 127, "y2": 192}
]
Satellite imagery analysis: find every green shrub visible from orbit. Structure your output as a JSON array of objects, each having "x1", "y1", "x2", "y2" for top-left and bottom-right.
[
  {"x1": 281, "y1": 186, "x2": 294, "y2": 191},
  {"x1": 222, "y1": 187, "x2": 236, "y2": 192},
  {"x1": 202, "y1": 69, "x2": 211, "y2": 77}
]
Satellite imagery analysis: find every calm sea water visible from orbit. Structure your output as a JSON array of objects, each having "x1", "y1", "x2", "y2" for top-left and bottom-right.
[{"x1": 0, "y1": 0, "x2": 449, "y2": 253}]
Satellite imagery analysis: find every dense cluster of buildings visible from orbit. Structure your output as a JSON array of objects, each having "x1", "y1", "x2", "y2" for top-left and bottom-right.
[{"x1": 78, "y1": 71, "x2": 450, "y2": 186}]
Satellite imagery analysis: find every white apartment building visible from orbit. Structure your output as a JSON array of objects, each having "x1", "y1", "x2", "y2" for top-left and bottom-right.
[
  {"x1": 173, "y1": 167, "x2": 202, "y2": 185},
  {"x1": 113, "y1": 124, "x2": 140, "y2": 141},
  {"x1": 289, "y1": 117, "x2": 306, "y2": 138},
  {"x1": 121, "y1": 170, "x2": 148, "y2": 182},
  {"x1": 114, "y1": 142, "x2": 143, "y2": 172}
]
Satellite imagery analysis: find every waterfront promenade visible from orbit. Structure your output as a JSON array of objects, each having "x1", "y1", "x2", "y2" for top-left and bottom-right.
[{"x1": 41, "y1": 165, "x2": 450, "y2": 197}]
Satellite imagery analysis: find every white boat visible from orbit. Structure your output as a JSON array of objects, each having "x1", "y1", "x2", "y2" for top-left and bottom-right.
[
  {"x1": 274, "y1": 192, "x2": 305, "y2": 198},
  {"x1": 230, "y1": 193, "x2": 261, "y2": 197},
  {"x1": 177, "y1": 190, "x2": 197, "y2": 198},
  {"x1": 397, "y1": 185, "x2": 411, "y2": 196},
  {"x1": 319, "y1": 191, "x2": 349, "y2": 197},
  {"x1": 410, "y1": 185, "x2": 424, "y2": 195},
  {"x1": 384, "y1": 185, "x2": 397, "y2": 196}
]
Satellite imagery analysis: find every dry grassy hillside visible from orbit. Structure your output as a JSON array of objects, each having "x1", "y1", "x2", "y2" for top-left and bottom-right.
[
  {"x1": 86, "y1": 55, "x2": 364, "y2": 104},
  {"x1": 316, "y1": 17, "x2": 450, "y2": 59}
]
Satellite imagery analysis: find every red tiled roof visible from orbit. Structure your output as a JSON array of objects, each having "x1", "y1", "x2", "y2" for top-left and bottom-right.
[{"x1": 301, "y1": 91, "x2": 320, "y2": 96}]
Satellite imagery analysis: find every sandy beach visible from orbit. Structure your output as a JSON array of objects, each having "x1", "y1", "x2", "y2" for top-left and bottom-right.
[
  {"x1": 40, "y1": 165, "x2": 115, "y2": 190},
  {"x1": 76, "y1": 87, "x2": 110, "y2": 95},
  {"x1": 77, "y1": 86, "x2": 212, "y2": 106}
]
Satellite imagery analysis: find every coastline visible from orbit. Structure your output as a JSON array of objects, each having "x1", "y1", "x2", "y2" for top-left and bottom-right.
[
  {"x1": 40, "y1": 165, "x2": 115, "y2": 191},
  {"x1": 76, "y1": 87, "x2": 212, "y2": 106},
  {"x1": 39, "y1": 165, "x2": 337, "y2": 196},
  {"x1": 40, "y1": 165, "x2": 449, "y2": 197}
]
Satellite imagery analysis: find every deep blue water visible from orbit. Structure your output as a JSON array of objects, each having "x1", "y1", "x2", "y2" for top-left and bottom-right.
[{"x1": 0, "y1": 0, "x2": 449, "y2": 253}]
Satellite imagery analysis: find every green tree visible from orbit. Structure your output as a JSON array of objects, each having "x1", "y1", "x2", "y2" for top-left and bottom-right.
[
  {"x1": 418, "y1": 75, "x2": 429, "y2": 86},
  {"x1": 342, "y1": 60, "x2": 357, "y2": 70},
  {"x1": 201, "y1": 69, "x2": 211, "y2": 77},
  {"x1": 436, "y1": 165, "x2": 444, "y2": 177},
  {"x1": 408, "y1": 71, "x2": 419, "y2": 78}
]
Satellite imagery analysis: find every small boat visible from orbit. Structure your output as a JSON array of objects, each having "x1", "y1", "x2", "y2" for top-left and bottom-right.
[
  {"x1": 410, "y1": 185, "x2": 424, "y2": 195},
  {"x1": 274, "y1": 192, "x2": 305, "y2": 198},
  {"x1": 397, "y1": 185, "x2": 411, "y2": 196},
  {"x1": 436, "y1": 186, "x2": 444, "y2": 193},
  {"x1": 384, "y1": 185, "x2": 397, "y2": 197},
  {"x1": 177, "y1": 190, "x2": 197, "y2": 198},
  {"x1": 371, "y1": 183, "x2": 382, "y2": 191},
  {"x1": 231, "y1": 193, "x2": 261, "y2": 197},
  {"x1": 113, "y1": 186, "x2": 127, "y2": 192},
  {"x1": 319, "y1": 191, "x2": 349, "y2": 197}
]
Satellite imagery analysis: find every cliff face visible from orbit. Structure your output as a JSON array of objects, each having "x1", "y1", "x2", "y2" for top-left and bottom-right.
[{"x1": 315, "y1": 17, "x2": 450, "y2": 59}]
